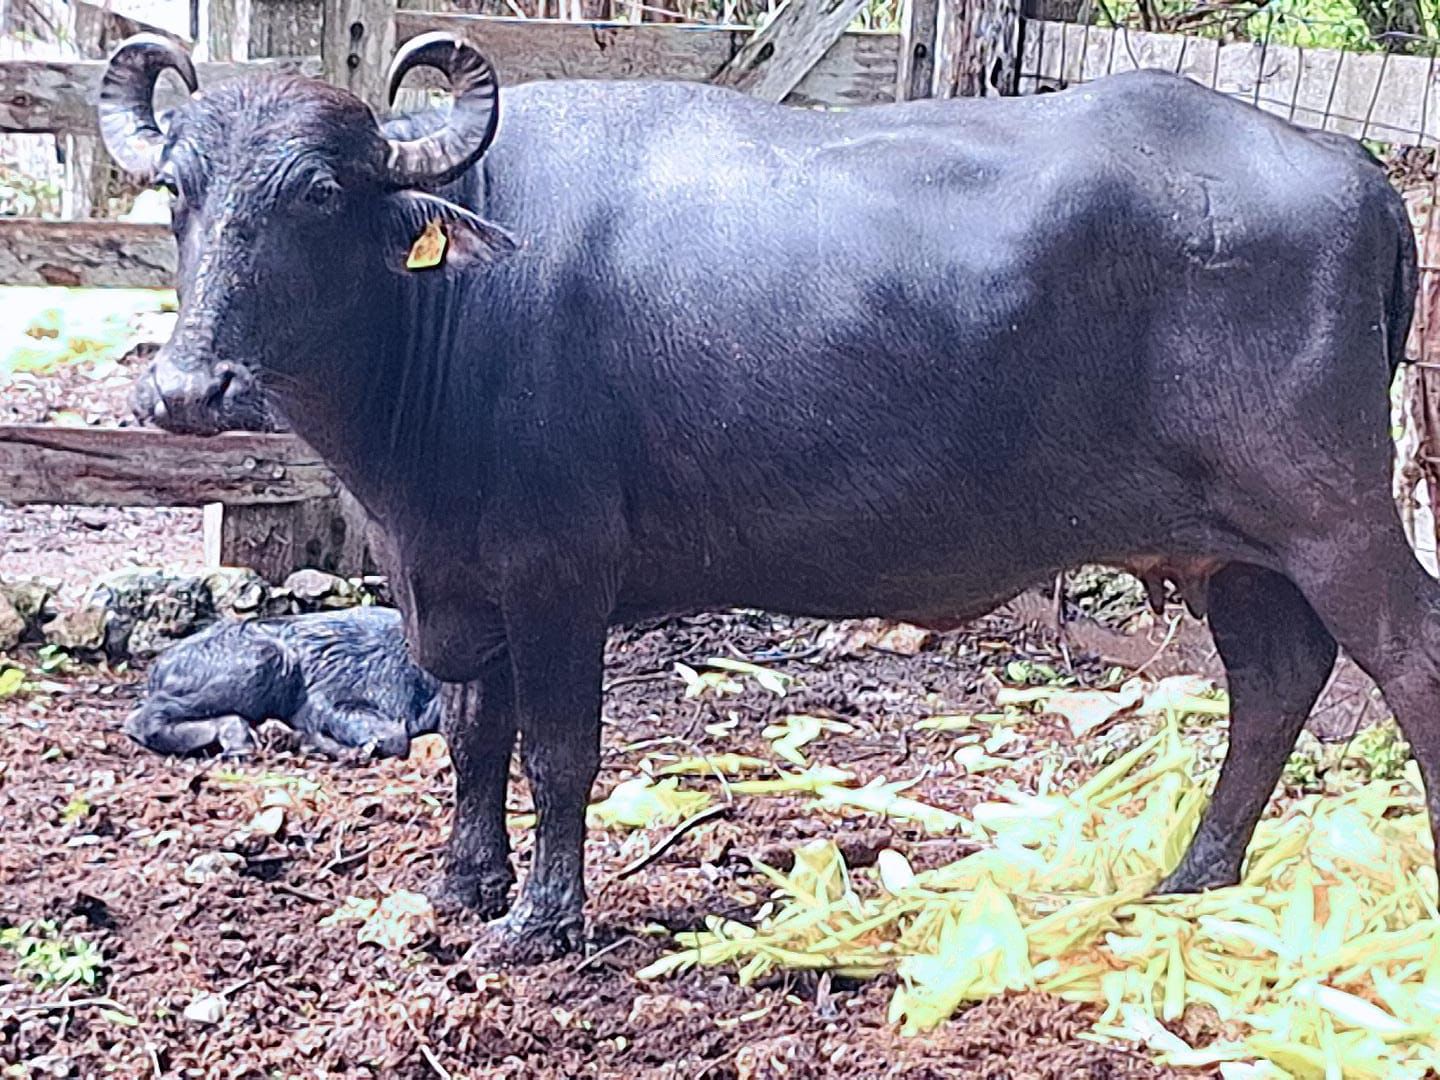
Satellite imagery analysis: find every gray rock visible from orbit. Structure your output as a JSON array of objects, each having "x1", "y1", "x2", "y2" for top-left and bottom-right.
[
  {"x1": 282, "y1": 568, "x2": 356, "y2": 609},
  {"x1": 89, "y1": 569, "x2": 215, "y2": 659},
  {"x1": 203, "y1": 567, "x2": 270, "y2": 618},
  {"x1": 0, "y1": 592, "x2": 24, "y2": 651},
  {"x1": 42, "y1": 606, "x2": 109, "y2": 652},
  {"x1": 0, "y1": 578, "x2": 55, "y2": 641}
]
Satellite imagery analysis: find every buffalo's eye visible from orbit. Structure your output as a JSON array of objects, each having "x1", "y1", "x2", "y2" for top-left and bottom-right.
[{"x1": 299, "y1": 176, "x2": 343, "y2": 214}]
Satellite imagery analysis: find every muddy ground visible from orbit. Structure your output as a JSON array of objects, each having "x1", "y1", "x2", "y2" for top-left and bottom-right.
[
  {"x1": 1, "y1": 566, "x2": 1390, "y2": 1079},
  {"x1": 0, "y1": 333, "x2": 1385, "y2": 1078},
  {"x1": 1, "y1": 589, "x2": 1210, "y2": 1079}
]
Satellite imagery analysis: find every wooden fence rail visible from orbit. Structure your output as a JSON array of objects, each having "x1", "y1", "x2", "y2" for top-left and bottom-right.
[
  {"x1": 4, "y1": 17, "x2": 1435, "y2": 291},
  {"x1": 14, "y1": 19, "x2": 1431, "y2": 141},
  {"x1": 1, "y1": 14, "x2": 901, "y2": 141},
  {"x1": 0, "y1": 425, "x2": 375, "y2": 580},
  {"x1": 0, "y1": 58, "x2": 323, "y2": 137},
  {"x1": 0, "y1": 425, "x2": 333, "y2": 507},
  {"x1": 0, "y1": 219, "x2": 171, "y2": 287}
]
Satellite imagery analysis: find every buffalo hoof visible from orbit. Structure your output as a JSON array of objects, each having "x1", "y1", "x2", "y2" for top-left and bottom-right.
[
  {"x1": 461, "y1": 909, "x2": 585, "y2": 969},
  {"x1": 426, "y1": 869, "x2": 515, "y2": 923}
]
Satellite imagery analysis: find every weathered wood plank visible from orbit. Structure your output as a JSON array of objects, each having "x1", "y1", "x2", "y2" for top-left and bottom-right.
[
  {"x1": 1019, "y1": 20, "x2": 1440, "y2": 146},
  {"x1": 896, "y1": 0, "x2": 941, "y2": 99},
  {"x1": 712, "y1": 0, "x2": 870, "y2": 102},
  {"x1": 0, "y1": 219, "x2": 173, "y2": 287},
  {"x1": 392, "y1": 12, "x2": 902, "y2": 106},
  {"x1": 0, "y1": 56, "x2": 322, "y2": 135},
  {"x1": 207, "y1": 0, "x2": 255, "y2": 60},
  {"x1": 0, "y1": 425, "x2": 338, "y2": 508},
  {"x1": 323, "y1": 0, "x2": 394, "y2": 107}
]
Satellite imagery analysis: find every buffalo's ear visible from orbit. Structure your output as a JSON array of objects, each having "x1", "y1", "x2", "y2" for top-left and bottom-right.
[{"x1": 385, "y1": 190, "x2": 518, "y2": 272}]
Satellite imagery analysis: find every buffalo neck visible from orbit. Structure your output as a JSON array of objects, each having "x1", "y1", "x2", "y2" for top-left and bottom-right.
[{"x1": 274, "y1": 259, "x2": 492, "y2": 534}]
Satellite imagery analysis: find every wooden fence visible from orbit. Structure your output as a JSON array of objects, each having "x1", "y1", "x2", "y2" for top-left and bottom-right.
[{"x1": 1, "y1": 0, "x2": 1438, "y2": 580}]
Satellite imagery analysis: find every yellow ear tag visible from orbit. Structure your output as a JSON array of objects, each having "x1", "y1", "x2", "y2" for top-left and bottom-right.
[{"x1": 406, "y1": 218, "x2": 448, "y2": 271}]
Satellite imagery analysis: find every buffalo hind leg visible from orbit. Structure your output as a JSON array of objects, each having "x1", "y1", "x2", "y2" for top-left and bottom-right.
[
  {"x1": 430, "y1": 669, "x2": 519, "y2": 922},
  {"x1": 1158, "y1": 563, "x2": 1336, "y2": 893},
  {"x1": 1283, "y1": 517, "x2": 1440, "y2": 884}
]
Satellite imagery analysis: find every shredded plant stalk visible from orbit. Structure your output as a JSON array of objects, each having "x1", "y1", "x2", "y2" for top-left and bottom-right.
[{"x1": 637, "y1": 719, "x2": 1440, "y2": 1077}]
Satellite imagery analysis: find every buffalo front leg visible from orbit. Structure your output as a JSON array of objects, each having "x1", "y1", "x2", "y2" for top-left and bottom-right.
[
  {"x1": 470, "y1": 597, "x2": 606, "y2": 963},
  {"x1": 433, "y1": 668, "x2": 518, "y2": 921},
  {"x1": 1158, "y1": 563, "x2": 1336, "y2": 894}
]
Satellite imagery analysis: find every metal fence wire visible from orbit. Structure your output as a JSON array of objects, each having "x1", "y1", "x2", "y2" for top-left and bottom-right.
[{"x1": 1018, "y1": 8, "x2": 1440, "y2": 569}]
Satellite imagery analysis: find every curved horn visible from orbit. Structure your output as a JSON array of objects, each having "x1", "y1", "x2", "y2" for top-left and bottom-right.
[
  {"x1": 383, "y1": 33, "x2": 500, "y2": 189},
  {"x1": 99, "y1": 33, "x2": 197, "y2": 182}
]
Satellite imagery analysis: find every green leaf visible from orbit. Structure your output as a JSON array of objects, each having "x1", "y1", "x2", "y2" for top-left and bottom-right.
[{"x1": 0, "y1": 667, "x2": 24, "y2": 697}]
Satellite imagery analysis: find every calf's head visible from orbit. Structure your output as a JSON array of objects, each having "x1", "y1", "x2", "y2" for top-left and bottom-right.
[{"x1": 99, "y1": 33, "x2": 516, "y2": 435}]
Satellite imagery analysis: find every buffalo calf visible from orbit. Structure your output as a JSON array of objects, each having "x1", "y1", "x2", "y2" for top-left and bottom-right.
[{"x1": 125, "y1": 607, "x2": 440, "y2": 759}]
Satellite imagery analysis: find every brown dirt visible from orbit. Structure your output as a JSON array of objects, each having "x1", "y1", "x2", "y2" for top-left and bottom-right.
[{"x1": 0, "y1": 599, "x2": 1217, "y2": 1079}]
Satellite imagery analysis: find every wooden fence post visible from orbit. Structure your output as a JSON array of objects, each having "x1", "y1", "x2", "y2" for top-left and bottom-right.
[
  {"x1": 207, "y1": 0, "x2": 254, "y2": 60},
  {"x1": 187, "y1": 0, "x2": 378, "y2": 583},
  {"x1": 322, "y1": 0, "x2": 393, "y2": 107},
  {"x1": 205, "y1": 489, "x2": 376, "y2": 582},
  {"x1": 896, "y1": 0, "x2": 940, "y2": 99},
  {"x1": 64, "y1": 2, "x2": 109, "y2": 220},
  {"x1": 935, "y1": 0, "x2": 1021, "y2": 97}
]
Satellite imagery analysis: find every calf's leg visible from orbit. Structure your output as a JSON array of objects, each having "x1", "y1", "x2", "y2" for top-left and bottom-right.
[
  {"x1": 432, "y1": 669, "x2": 518, "y2": 921},
  {"x1": 124, "y1": 708, "x2": 255, "y2": 756},
  {"x1": 1158, "y1": 563, "x2": 1335, "y2": 893},
  {"x1": 295, "y1": 700, "x2": 412, "y2": 759}
]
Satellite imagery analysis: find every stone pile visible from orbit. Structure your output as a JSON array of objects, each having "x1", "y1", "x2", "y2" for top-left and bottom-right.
[{"x1": 3, "y1": 568, "x2": 393, "y2": 661}]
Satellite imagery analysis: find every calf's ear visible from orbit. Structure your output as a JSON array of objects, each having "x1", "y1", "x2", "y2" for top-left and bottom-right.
[{"x1": 385, "y1": 190, "x2": 518, "y2": 272}]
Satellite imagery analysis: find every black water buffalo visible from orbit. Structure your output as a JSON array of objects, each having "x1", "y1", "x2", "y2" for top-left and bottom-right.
[
  {"x1": 125, "y1": 606, "x2": 441, "y2": 758},
  {"x1": 97, "y1": 32, "x2": 1424, "y2": 961}
]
